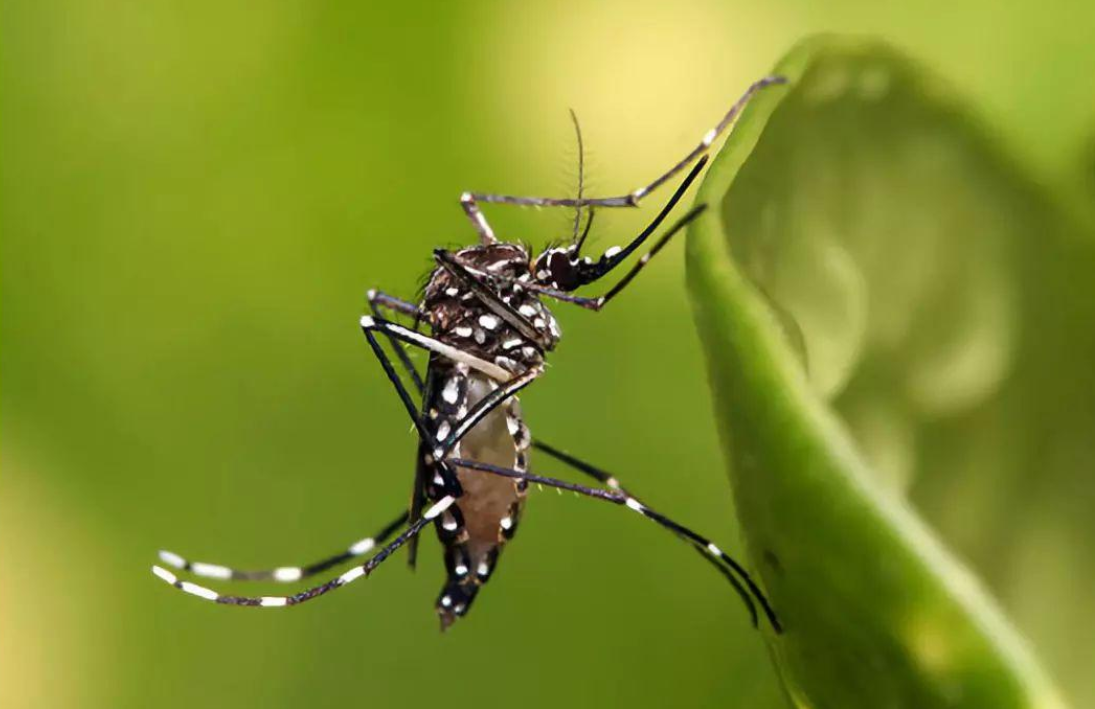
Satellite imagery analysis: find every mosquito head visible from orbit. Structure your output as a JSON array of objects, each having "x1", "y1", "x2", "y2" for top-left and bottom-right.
[{"x1": 532, "y1": 245, "x2": 597, "y2": 292}]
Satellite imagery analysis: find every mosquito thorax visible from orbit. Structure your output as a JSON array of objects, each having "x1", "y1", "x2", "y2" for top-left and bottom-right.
[{"x1": 424, "y1": 242, "x2": 562, "y2": 366}]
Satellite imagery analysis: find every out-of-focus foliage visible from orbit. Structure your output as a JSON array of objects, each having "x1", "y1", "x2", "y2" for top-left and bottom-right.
[
  {"x1": 2, "y1": 2, "x2": 1094, "y2": 709},
  {"x1": 688, "y1": 35, "x2": 1086, "y2": 708}
]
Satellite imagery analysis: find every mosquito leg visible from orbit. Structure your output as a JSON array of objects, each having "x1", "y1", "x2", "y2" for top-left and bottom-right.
[
  {"x1": 358, "y1": 305, "x2": 433, "y2": 565},
  {"x1": 449, "y1": 458, "x2": 781, "y2": 633},
  {"x1": 151, "y1": 497, "x2": 457, "y2": 607},
  {"x1": 460, "y1": 192, "x2": 500, "y2": 245},
  {"x1": 156, "y1": 316, "x2": 534, "y2": 605},
  {"x1": 157, "y1": 511, "x2": 409, "y2": 584},
  {"x1": 362, "y1": 328, "x2": 437, "y2": 444},
  {"x1": 367, "y1": 289, "x2": 426, "y2": 393},
  {"x1": 531, "y1": 439, "x2": 767, "y2": 625},
  {"x1": 458, "y1": 76, "x2": 780, "y2": 243},
  {"x1": 501, "y1": 452, "x2": 760, "y2": 630},
  {"x1": 154, "y1": 308, "x2": 427, "y2": 592},
  {"x1": 155, "y1": 362, "x2": 538, "y2": 602},
  {"x1": 367, "y1": 290, "x2": 420, "y2": 319},
  {"x1": 361, "y1": 323, "x2": 473, "y2": 514},
  {"x1": 370, "y1": 288, "x2": 430, "y2": 334},
  {"x1": 532, "y1": 440, "x2": 631, "y2": 494},
  {"x1": 457, "y1": 76, "x2": 785, "y2": 238}
]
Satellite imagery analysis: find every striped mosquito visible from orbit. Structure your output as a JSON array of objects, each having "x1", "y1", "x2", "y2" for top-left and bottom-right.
[{"x1": 153, "y1": 76, "x2": 785, "y2": 633}]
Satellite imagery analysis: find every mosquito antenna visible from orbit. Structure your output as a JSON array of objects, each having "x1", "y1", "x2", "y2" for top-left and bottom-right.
[{"x1": 569, "y1": 108, "x2": 585, "y2": 244}]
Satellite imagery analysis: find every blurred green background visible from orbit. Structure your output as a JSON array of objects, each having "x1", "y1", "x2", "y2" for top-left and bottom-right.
[{"x1": 3, "y1": 2, "x2": 1094, "y2": 708}]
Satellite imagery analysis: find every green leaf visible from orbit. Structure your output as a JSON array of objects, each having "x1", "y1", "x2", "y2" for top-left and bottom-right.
[{"x1": 686, "y1": 36, "x2": 1069, "y2": 708}]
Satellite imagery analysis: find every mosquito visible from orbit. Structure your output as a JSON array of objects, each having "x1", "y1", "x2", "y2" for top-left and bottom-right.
[{"x1": 152, "y1": 76, "x2": 786, "y2": 633}]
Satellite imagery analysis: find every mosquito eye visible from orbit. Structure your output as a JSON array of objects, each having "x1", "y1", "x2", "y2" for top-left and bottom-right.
[{"x1": 544, "y1": 252, "x2": 579, "y2": 290}]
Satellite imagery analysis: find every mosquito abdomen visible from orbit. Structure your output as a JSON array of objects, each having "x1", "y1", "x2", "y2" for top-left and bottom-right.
[{"x1": 427, "y1": 368, "x2": 530, "y2": 629}]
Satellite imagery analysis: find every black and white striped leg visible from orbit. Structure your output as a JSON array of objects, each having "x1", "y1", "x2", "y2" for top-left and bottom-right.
[
  {"x1": 454, "y1": 456, "x2": 761, "y2": 629},
  {"x1": 361, "y1": 291, "x2": 434, "y2": 567},
  {"x1": 362, "y1": 328, "x2": 442, "y2": 447},
  {"x1": 152, "y1": 497, "x2": 457, "y2": 607},
  {"x1": 449, "y1": 458, "x2": 781, "y2": 633},
  {"x1": 456, "y1": 76, "x2": 785, "y2": 242},
  {"x1": 157, "y1": 511, "x2": 409, "y2": 584},
  {"x1": 362, "y1": 293, "x2": 433, "y2": 393},
  {"x1": 361, "y1": 324, "x2": 466, "y2": 503},
  {"x1": 460, "y1": 192, "x2": 499, "y2": 245},
  {"x1": 531, "y1": 440, "x2": 764, "y2": 623},
  {"x1": 532, "y1": 440, "x2": 630, "y2": 494},
  {"x1": 367, "y1": 289, "x2": 425, "y2": 393},
  {"x1": 153, "y1": 320, "x2": 533, "y2": 603}
]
